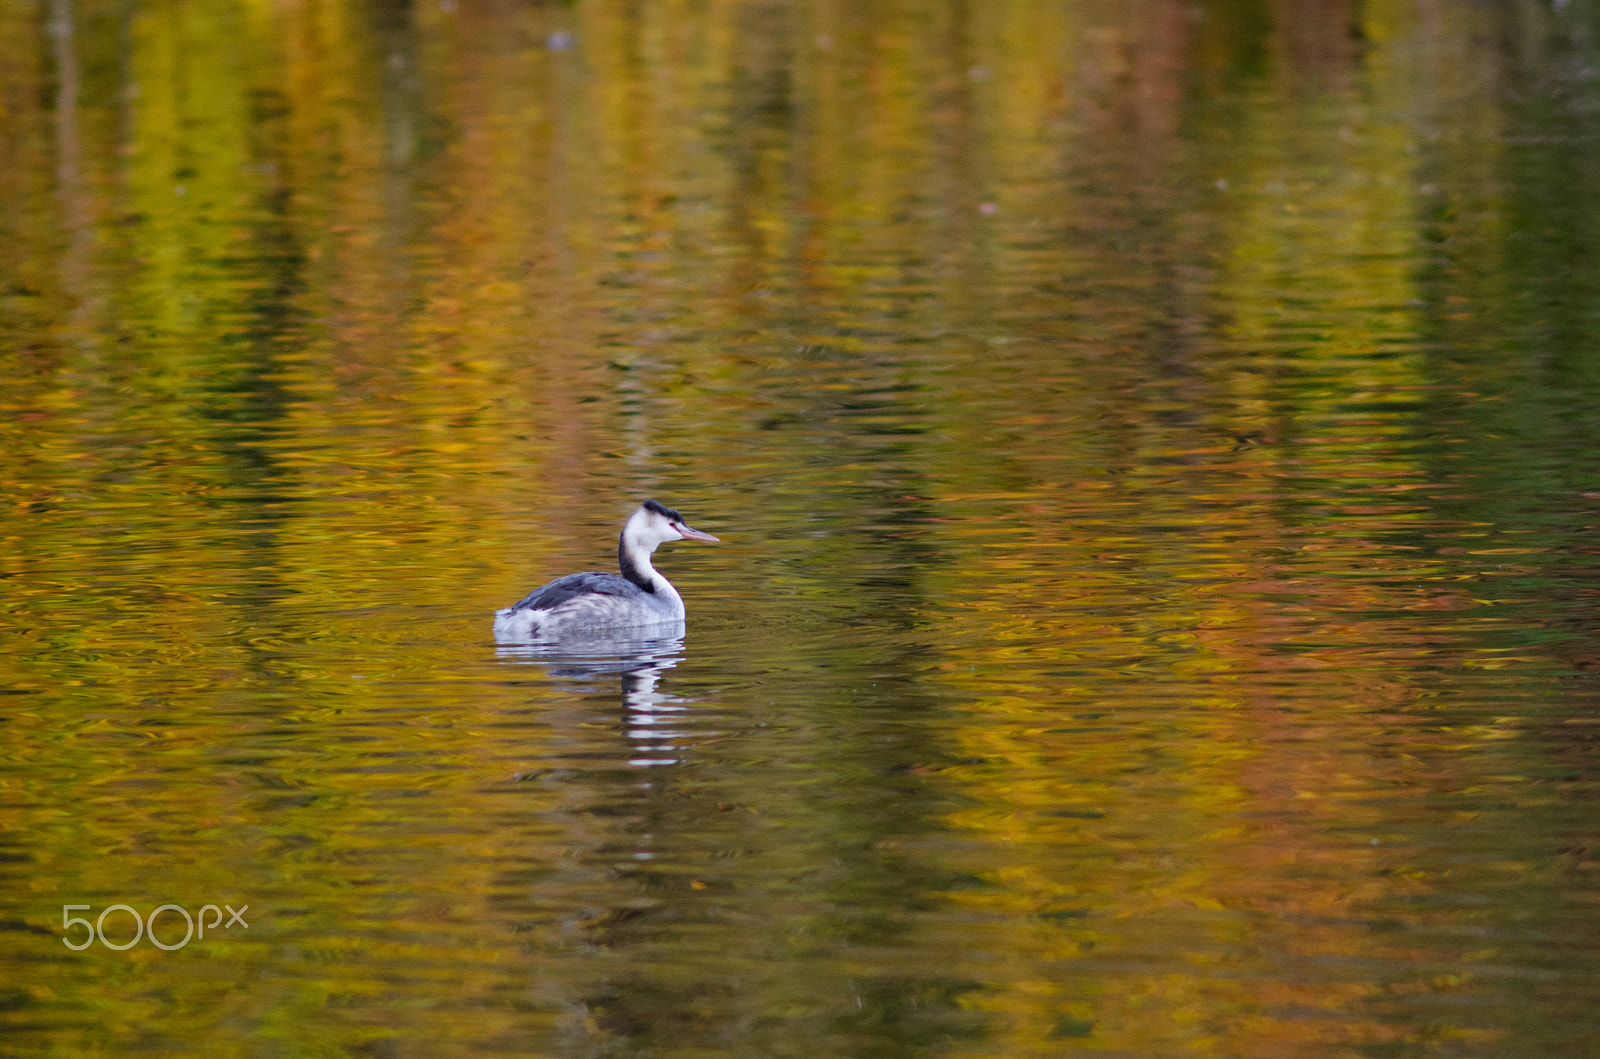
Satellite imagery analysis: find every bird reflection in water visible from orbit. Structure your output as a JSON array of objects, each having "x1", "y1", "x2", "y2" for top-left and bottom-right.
[{"x1": 495, "y1": 622, "x2": 695, "y2": 767}]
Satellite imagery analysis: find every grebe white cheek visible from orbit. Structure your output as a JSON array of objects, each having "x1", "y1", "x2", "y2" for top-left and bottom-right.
[{"x1": 493, "y1": 499, "x2": 720, "y2": 641}]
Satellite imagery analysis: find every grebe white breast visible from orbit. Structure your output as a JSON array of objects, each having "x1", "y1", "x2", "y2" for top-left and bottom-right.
[{"x1": 493, "y1": 499, "x2": 719, "y2": 641}]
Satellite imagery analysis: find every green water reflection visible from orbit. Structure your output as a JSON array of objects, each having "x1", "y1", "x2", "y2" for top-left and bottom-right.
[{"x1": 3, "y1": 0, "x2": 1600, "y2": 1055}]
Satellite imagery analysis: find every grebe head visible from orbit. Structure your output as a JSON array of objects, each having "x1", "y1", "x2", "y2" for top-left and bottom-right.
[{"x1": 625, "y1": 499, "x2": 720, "y2": 552}]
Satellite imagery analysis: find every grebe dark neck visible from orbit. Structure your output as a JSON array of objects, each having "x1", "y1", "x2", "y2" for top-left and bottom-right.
[{"x1": 618, "y1": 533, "x2": 657, "y2": 592}]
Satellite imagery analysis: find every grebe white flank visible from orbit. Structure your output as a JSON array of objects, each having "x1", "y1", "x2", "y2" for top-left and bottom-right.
[{"x1": 493, "y1": 500, "x2": 719, "y2": 640}]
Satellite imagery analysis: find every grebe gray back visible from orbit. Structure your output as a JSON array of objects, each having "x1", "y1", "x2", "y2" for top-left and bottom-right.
[{"x1": 493, "y1": 499, "x2": 719, "y2": 641}]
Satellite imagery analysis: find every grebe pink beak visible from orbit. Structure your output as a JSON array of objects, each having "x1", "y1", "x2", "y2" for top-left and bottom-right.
[{"x1": 674, "y1": 523, "x2": 719, "y2": 543}]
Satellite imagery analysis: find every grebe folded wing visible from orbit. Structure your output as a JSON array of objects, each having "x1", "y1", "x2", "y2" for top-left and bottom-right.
[{"x1": 507, "y1": 571, "x2": 643, "y2": 614}]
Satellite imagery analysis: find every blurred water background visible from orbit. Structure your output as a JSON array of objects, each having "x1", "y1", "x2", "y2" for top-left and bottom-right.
[{"x1": 3, "y1": 0, "x2": 1600, "y2": 1055}]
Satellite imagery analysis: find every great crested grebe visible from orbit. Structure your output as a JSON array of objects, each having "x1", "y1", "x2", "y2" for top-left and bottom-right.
[{"x1": 493, "y1": 499, "x2": 719, "y2": 640}]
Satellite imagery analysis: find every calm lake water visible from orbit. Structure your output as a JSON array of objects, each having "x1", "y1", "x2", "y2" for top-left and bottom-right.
[{"x1": 4, "y1": 0, "x2": 1600, "y2": 1055}]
